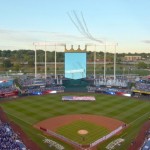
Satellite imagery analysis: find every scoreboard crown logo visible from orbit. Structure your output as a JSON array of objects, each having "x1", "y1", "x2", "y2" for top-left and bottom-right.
[{"x1": 65, "y1": 45, "x2": 87, "y2": 52}]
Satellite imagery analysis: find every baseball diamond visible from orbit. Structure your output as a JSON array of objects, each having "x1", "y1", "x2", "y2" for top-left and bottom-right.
[
  {"x1": 1, "y1": 93, "x2": 150, "y2": 150},
  {"x1": 34, "y1": 114, "x2": 124, "y2": 147}
]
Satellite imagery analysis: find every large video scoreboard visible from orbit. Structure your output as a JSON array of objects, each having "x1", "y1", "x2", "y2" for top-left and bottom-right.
[{"x1": 65, "y1": 52, "x2": 86, "y2": 79}]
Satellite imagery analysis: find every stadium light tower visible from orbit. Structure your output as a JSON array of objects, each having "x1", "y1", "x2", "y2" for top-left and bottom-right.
[
  {"x1": 94, "y1": 45, "x2": 96, "y2": 79},
  {"x1": 54, "y1": 44, "x2": 57, "y2": 79},
  {"x1": 33, "y1": 42, "x2": 65, "y2": 79},
  {"x1": 86, "y1": 43, "x2": 106, "y2": 80},
  {"x1": 104, "y1": 43, "x2": 107, "y2": 81},
  {"x1": 103, "y1": 42, "x2": 118, "y2": 81},
  {"x1": 114, "y1": 43, "x2": 118, "y2": 81},
  {"x1": 68, "y1": 11, "x2": 118, "y2": 81},
  {"x1": 34, "y1": 44, "x2": 37, "y2": 78},
  {"x1": 86, "y1": 43, "x2": 118, "y2": 81},
  {"x1": 44, "y1": 42, "x2": 47, "y2": 79},
  {"x1": 86, "y1": 44, "x2": 97, "y2": 79}
]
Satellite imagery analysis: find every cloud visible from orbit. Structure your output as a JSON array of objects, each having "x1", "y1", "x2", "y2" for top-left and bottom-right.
[
  {"x1": 0, "y1": 28, "x2": 103, "y2": 42},
  {"x1": 0, "y1": 29, "x2": 88, "y2": 50},
  {"x1": 142, "y1": 40, "x2": 150, "y2": 44},
  {"x1": 0, "y1": 29, "x2": 105, "y2": 50}
]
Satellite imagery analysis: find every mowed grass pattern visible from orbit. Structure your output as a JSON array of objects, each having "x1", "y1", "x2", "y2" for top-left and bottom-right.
[
  {"x1": 0, "y1": 93, "x2": 150, "y2": 150},
  {"x1": 57, "y1": 120, "x2": 109, "y2": 144}
]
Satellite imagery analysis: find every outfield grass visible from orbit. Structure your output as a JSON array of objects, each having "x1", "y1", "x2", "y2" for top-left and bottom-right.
[
  {"x1": 57, "y1": 120, "x2": 110, "y2": 145},
  {"x1": 0, "y1": 93, "x2": 150, "y2": 150}
]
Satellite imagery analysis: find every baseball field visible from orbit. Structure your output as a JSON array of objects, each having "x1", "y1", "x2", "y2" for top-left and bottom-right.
[{"x1": 0, "y1": 93, "x2": 150, "y2": 150}]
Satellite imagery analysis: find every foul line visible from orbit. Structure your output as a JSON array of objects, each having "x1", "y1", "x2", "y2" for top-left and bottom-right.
[
  {"x1": 129, "y1": 111, "x2": 150, "y2": 126},
  {"x1": 4, "y1": 111, "x2": 32, "y2": 126},
  {"x1": 37, "y1": 133, "x2": 47, "y2": 139},
  {"x1": 4, "y1": 111, "x2": 52, "y2": 141}
]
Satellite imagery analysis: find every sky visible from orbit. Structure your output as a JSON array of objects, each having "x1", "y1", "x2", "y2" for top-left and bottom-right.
[{"x1": 0, "y1": 0, "x2": 150, "y2": 53}]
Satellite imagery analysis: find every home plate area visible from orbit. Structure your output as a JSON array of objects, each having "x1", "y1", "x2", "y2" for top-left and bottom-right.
[{"x1": 34, "y1": 114, "x2": 126, "y2": 149}]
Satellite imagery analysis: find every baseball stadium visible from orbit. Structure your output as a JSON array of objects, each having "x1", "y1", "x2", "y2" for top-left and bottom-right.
[{"x1": 0, "y1": 45, "x2": 150, "y2": 150}]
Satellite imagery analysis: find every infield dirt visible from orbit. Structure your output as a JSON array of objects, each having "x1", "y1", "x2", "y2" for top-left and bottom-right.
[{"x1": 34, "y1": 114, "x2": 124, "y2": 131}]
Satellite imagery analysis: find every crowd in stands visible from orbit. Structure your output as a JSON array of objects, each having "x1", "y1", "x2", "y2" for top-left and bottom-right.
[
  {"x1": 18, "y1": 76, "x2": 58, "y2": 87},
  {"x1": 0, "y1": 120, "x2": 27, "y2": 150},
  {"x1": 87, "y1": 86, "x2": 96, "y2": 92},
  {"x1": 17, "y1": 76, "x2": 65, "y2": 95},
  {"x1": 0, "y1": 76, "x2": 65, "y2": 97},
  {"x1": 0, "y1": 79, "x2": 19, "y2": 98},
  {"x1": 86, "y1": 76, "x2": 129, "y2": 94},
  {"x1": 141, "y1": 129, "x2": 150, "y2": 150},
  {"x1": 87, "y1": 85, "x2": 131, "y2": 94},
  {"x1": 94, "y1": 77, "x2": 128, "y2": 87},
  {"x1": 23, "y1": 86, "x2": 65, "y2": 95},
  {"x1": 135, "y1": 80, "x2": 150, "y2": 92},
  {"x1": 0, "y1": 87, "x2": 17, "y2": 94},
  {"x1": 1, "y1": 75, "x2": 150, "y2": 98}
]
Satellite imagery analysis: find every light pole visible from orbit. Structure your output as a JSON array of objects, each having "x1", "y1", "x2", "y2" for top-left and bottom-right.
[
  {"x1": 55, "y1": 44, "x2": 57, "y2": 79},
  {"x1": 86, "y1": 43, "x2": 118, "y2": 82},
  {"x1": 34, "y1": 44, "x2": 37, "y2": 78},
  {"x1": 113, "y1": 43, "x2": 118, "y2": 81},
  {"x1": 94, "y1": 45, "x2": 96, "y2": 79},
  {"x1": 33, "y1": 42, "x2": 65, "y2": 79},
  {"x1": 45, "y1": 42, "x2": 47, "y2": 79},
  {"x1": 104, "y1": 43, "x2": 106, "y2": 81},
  {"x1": 86, "y1": 44, "x2": 97, "y2": 79}
]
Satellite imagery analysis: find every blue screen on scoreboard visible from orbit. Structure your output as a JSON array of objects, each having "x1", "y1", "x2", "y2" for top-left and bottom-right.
[{"x1": 65, "y1": 53, "x2": 86, "y2": 79}]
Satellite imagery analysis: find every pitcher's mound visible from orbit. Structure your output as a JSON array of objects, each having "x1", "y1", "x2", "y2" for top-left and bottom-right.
[{"x1": 78, "y1": 130, "x2": 88, "y2": 135}]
